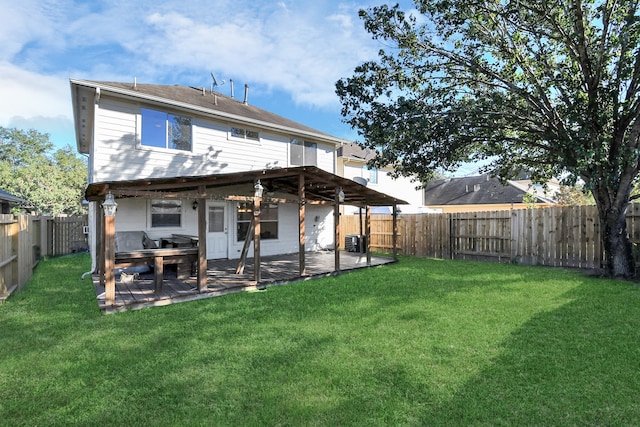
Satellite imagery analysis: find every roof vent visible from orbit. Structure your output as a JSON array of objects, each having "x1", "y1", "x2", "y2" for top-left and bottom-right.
[{"x1": 243, "y1": 84, "x2": 249, "y2": 105}]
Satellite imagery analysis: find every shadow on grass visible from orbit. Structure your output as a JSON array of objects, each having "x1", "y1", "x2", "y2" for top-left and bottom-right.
[
  {"x1": 418, "y1": 278, "x2": 640, "y2": 426},
  {"x1": 3, "y1": 255, "x2": 640, "y2": 425}
]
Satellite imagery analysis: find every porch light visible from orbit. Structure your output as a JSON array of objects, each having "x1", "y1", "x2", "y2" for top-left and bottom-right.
[
  {"x1": 254, "y1": 179, "x2": 264, "y2": 198},
  {"x1": 337, "y1": 187, "x2": 345, "y2": 203},
  {"x1": 102, "y1": 192, "x2": 118, "y2": 216}
]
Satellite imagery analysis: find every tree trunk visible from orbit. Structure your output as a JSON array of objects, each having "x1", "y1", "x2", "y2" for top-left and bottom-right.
[{"x1": 594, "y1": 193, "x2": 636, "y2": 278}]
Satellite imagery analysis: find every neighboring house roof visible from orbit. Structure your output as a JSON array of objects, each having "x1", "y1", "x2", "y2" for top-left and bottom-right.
[
  {"x1": 70, "y1": 79, "x2": 345, "y2": 154},
  {"x1": 337, "y1": 143, "x2": 377, "y2": 162},
  {"x1": 0, "y1": 189, "x2": 27, "y2": 213},
  {"x1": 424, "y1": 174, "x2": 557, "y2": 206},
  {"x1": 0, "y1": 189, "x2": 26, "y2": 204}
]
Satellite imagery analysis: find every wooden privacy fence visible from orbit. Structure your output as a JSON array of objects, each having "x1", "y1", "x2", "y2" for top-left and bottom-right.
[
  {"x1": 340, "y1": 204, "x2": 640, "y2": 270},
  {"x1": 0, "y1": 215, "x2": 88, "y2": 301}
]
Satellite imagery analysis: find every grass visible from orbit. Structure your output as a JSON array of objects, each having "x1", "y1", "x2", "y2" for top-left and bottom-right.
[{"x1": 1, "y1": 254, "x2": 640, "y2": 426}]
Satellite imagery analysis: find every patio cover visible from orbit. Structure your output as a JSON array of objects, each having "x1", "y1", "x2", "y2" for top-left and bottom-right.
[
  {"x1": 84, "y1": 165, "x2": 408, "y2": 206},
  {"x1": 86, "y1": 166, "x2": 407, "y2": 306}
]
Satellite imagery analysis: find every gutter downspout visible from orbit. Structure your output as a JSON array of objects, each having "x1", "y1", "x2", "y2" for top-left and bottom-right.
[
  {"x1": 81, "y1": 87, "x2": 100, "y2": 279},
  {"x1": 81, "y1": 201, "x2": 97, "y2": 279}
]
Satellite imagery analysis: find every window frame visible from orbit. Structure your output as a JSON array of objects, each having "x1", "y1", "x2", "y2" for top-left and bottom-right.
[
  {"x1": 149, "y1": 199, "x2": 183, "y2": 229},
  {"x1": 364, "y1": 165, "x2": 378, "y2": 185},
  {"x1": 139, "y1": 107, "x2": 193, "y2": 152},
  {"x1": 290, "y1": 139, "x2": 318, "y2": 166},
  {"x1": 228, "y1": 126, "x2": 260, "y2": 143},
  {"x1": 236, "y1": 202, "x2": 278, "y2": 241}
]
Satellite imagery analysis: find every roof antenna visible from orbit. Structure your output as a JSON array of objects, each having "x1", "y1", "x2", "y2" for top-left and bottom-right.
[{"x1": 210, "y1": 73, "x2": 225, "y2": 94}]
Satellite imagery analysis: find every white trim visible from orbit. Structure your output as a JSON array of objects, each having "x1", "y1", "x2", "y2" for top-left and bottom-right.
[
  {"x1": 136, "y1": 107, "x2": 195, "y2": 154},
  {"x1": 148, "y1": 198, "x2": 186, "y2": 230}
]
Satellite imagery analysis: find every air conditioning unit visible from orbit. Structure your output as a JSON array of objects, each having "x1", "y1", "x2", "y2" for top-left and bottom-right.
[{"x1": 345, "y1": 234, "x2": 367, "y2": 253}]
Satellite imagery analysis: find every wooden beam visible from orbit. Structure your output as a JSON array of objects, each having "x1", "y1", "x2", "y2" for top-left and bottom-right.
[
  {"x1": 236, "y1": 219, "x2": 254, "y2": 274},
  {"x1": 366, "y1": 205, "x2": 371, "y2": 266},
  {"x1": 254, "y1": 196, "x2": 261, "y2": 283},
  {"x1": 98, "y1": 205, "x2": 105, "y2": 288},
  {"x1": 334, "y1": 189, "x2": 341, "y2": 272},
  {"x1": 299, "y1": 174, "x2": 306, "y2": 276},
  {"x1": 359, "y1": 207, "x2": 364, "y2": 253},
  {"x1": 104, "y1": 213, "x2": 115, "y2": 305},
  {"x1": 197, "y1": 186, "x2": 207, "y2": 291},
  {"x1": 154, "y1": 255, "x2": 163, "y2": 293}
]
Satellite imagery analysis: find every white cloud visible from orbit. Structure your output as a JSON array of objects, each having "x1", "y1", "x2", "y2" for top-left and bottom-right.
[
  {"x1": 130, "y1": 2, "x2": 378, "y2": 109},
  {"x1": 0, "y1": 0, "x2": 388, "y2": 145},
  {"x1": 0, "y1": 62, "x2": 71, "y2": 124}
]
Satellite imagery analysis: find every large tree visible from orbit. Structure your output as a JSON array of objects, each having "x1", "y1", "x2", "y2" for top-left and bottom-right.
[
  {"x1": 337, "y1": 0, "x2": 640, "y2": 277},
  {"x1": 0, "y1": 127, "x2": 87, "y2": 215}
]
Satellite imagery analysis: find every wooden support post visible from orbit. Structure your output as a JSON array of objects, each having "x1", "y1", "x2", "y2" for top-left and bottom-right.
[
  {"x1": 99, "y1": 209, "x2": 106, "y2": 288},
  {"x1": 197, "y1": 186, "x2": 207, "y2": 291},
  {"x1": 104, "y1": 214, "x2": 115, "y2": 305},
  {"x1": 254, "y1": 197, "x2": 261, "y2": 283},
  {"x1": 299, "y1": 174, "x2": 306, "y2": 276},
  {"x1": 393, "y1": 204, "x2": 399, "y2": 261},
  {"x1": 154, "y1": 256, "x2": 163, "y2": 293},
  {"x1": 366, "y1": 205, "x2": 371, "y2": 266},
  {"x1": 334, "y1": 190, "x2": 341, "y2": 272},
  {"x1": 359, "y1": 207, "x2": 364, "y2": 254}
]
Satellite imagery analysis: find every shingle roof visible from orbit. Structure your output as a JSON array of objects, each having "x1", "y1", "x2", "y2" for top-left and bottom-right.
[
  {"x1": 109, "y1": 81, "x2": 336, "y2": 134},
  {"x1": 424, "y1": 174, "x2": 546, "y2": 205},
  {"x1": 0, "y1": 189, "x2": 26, "y2": 204},
  {"x1": 337, "y1": 143, "x2": 377, "y2": 161}
]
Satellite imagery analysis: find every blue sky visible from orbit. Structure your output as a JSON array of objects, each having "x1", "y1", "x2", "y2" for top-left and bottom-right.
[
  {"x1": 1, "y1": 0, "x2": 488, "y2": 177},
  {"x1": 0, "y1": 0, "x2": 412, "y2": 152}
]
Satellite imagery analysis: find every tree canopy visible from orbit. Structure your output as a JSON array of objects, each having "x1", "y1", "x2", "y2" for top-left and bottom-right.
[
  {"x1": 337, "y1": 0, "x2": 640, "y2": 277},
  {"x1": 0, "y1": 127, "x2": 87, "y2": 215}
]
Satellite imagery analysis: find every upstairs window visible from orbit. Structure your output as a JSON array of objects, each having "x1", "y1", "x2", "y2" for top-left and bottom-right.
[
  {"x1": 290, "y1": 139, "x2": 317, "y2": 166},
  {"x1": 230, "y1": 127, "x2": 259, "y2": 141},
  {"x1": 151, "y1": 199, "x2": 182, "y2": 228},
  {"x1": 141, "y1": 108, "x2": 192, "y2": 151},
  {"x1": 364, "y1": 165, "x2": 378, "y2": 184}
]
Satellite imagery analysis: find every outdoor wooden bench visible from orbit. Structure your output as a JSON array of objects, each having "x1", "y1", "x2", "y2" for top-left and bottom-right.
[
  {"x1": 115, "y1": 247, "x2": 199, "y2": 293},
  {"x1": 114, "y1": 231, "x2": 199, "y2": 293}
]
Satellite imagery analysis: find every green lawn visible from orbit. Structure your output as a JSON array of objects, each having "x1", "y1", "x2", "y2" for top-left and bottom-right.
[{"x1": 1, "y1": 254, "x2": 639, "y2": 426}]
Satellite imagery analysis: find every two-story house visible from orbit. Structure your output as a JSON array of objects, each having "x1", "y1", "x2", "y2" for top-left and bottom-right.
[
  {"x1": 337, "y1": 143, "x2": 430, "y2": 214},
  {"x1": 71, "y1": 80, "x2": 405, "y2": 273}
]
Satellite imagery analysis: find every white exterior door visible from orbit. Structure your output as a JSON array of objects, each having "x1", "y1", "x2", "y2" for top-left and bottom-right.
[{"x1": 206, "y1": 202, "x2": 228, "y2": 259}]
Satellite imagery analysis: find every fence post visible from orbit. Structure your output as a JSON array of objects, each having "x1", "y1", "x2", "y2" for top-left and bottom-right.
[
  {"x1": 40, "y1": 216, "x2": 49, "y2": 258},
  {"x1": 10, "y1": 217, "x2": 18, "y2": 293},
  {"x1": 16, "y1": 216, "x2": 29, "y2": 289}
]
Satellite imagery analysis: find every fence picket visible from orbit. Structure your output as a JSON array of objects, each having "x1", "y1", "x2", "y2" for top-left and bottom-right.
[
  {"x1": 340, "y1": 205, "x2": 640, "y2": 272},
  {"x1": 0, "y1": 215, "x2": 88, "y2": 300}
]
